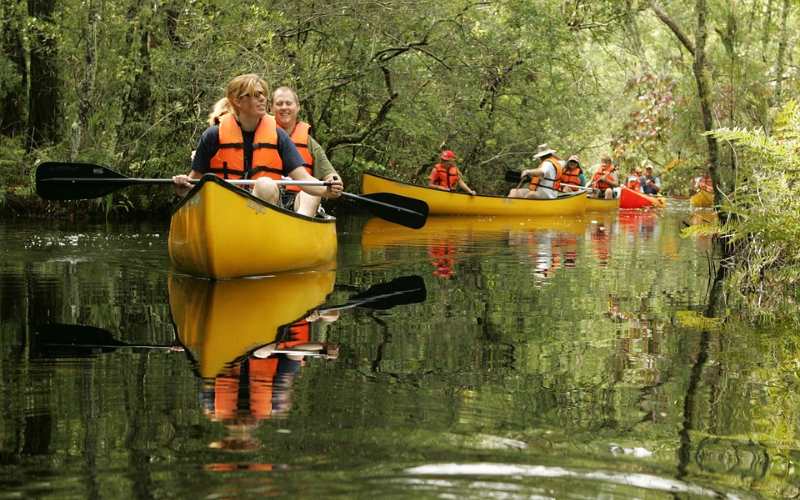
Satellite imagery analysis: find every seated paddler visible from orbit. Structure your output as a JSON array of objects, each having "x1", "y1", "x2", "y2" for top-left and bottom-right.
[
  {"x1": 428, "y1": 150, "x2": 476, "y2": 195},
  {"x1": 172, "y1": 73, "x2": 341, "y2": 214}
]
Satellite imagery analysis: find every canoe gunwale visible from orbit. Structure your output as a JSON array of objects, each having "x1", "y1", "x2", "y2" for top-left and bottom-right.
[
  {"x1": 362, "y1": 171, "x2": 585, "y2": 203},
  {"x1": 171, "y1": 174, "x2": 336, "y2": 225}
]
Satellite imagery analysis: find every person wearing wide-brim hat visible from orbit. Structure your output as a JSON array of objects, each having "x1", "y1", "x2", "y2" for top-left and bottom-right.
[
  {"x1": 508, "y1": 144, "x2": 563, "y2": 200},
  {"x1": 428, "y1": 150, "x2": 476, "y2": 195}
]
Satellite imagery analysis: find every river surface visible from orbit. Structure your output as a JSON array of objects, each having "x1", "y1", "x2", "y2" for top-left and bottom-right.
[{"x1": 1, "y1": 205, "x2": 798, "y2": 498}]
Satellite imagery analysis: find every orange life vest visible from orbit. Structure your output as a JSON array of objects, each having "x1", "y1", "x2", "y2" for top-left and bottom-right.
[
  {"x1": 556, "y1": 164, "x2": 582, "y2": 192},
  {"x1": 529, "y1": 156, "x2": 563, "y2": 191},
  {"x1": 430, "y1": 163, "x2": 459, "y2": 189},
  {"x1": 211, "y1": 357, "x2": 280, "y2": 422},
  {"x1": 208, "y1": 114, "x2": 283, "y2": 180},
  {"x1": 285, "y1": 121, "x2": 314, "y2": 193},
  {"x1": 626, "y1": 175, "x2": 642, "y2": 191},
  {"x1": 591, "y1": 164, "x2": 616, "y2": 190}
]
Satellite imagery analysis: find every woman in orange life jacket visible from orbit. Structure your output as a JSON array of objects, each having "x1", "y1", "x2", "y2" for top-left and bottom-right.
[
  {"x1": 589, "y1": 155, "x2": 619, "y2": 200},
  {"x1": 428, "y1": 150, "x2": 476, "y2": 195},
  {"x1": 625, "y1": 166, "x2": 643, "y2": 191},
  {"x1": 172, "y1": 74, "x2": 338, "y2": 210},
  {"x1": 271, "y1": 86, "x2": 344, "y2": 216},
  {"x1": 559, "y1": 155, "x2": 585, "y2": 192},
  {"x1": 508, "y1": 143, "x2": 562, "y2": 200}
]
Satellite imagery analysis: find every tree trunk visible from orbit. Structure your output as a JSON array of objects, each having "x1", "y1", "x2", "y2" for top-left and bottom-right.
[
  {"x1": 0, "y1": 0, "x2": 27, "y2": 137},
  {"x1": 772, "y1": 0, "x2": 791, "y2": 105},
  {"x1": 72, "y1": 0, "x2": 99, "y2": 159},
  {"x1": 27, "y1": 0, "x2": 61, "y2": 150}
]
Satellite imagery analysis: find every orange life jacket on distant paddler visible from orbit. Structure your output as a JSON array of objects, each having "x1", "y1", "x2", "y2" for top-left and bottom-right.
[
  {"x1": 626, "y1": 175, "x2": 642, "y2": 191},
  {"x1": 591, "y1": 164, "x2": 616, "y2": 190},
  {"x1": 285, "y1": 121, "x2": 314, "y2": 193},
  {"x1": 208, "y1": 114, "x2": 283, "y2": 180},
  {"x1": 430, "y1": 163, "x2": 459, "y2": 189},
  {"x1": 556, "y1": 164, "x2": 582, "y2": 192},
  {"x1": 529, "y1": 156, "x2": 563, "y2": 192}
]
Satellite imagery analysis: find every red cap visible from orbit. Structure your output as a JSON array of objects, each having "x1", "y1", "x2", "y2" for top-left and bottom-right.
[{"x1": 440, "y1": 150, "x2": 457, "y2": 161}]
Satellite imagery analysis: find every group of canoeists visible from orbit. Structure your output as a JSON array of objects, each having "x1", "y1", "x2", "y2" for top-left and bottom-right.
[{"x1": 428, "y1": 143, "x2": 667, "y2": 202}]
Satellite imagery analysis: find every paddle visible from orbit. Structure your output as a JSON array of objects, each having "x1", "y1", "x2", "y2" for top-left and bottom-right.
[
  {"x1": 505, "y1": 169, "x2": 590, "y2": 193},
  {"x1": 35, "y1": 161, "x2": 428, "y2": 230}
]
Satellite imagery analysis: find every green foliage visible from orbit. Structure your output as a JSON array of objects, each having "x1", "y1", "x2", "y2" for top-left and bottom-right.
[{"x1": 710, "y1": 100, "x2": 800, "y2": 322}]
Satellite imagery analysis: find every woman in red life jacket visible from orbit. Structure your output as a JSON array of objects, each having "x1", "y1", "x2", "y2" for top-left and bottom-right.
[
  {"x1": 172, "y1": 74, "x2": 337, "y2": 208},
  {"x1": 271, "y1": 86, "x2": 344, "y2": 216},
  {"x1": 428, "y1": 150, "x2": 476, "y2": 195},
  {"x1": 590, "y1": 155, "x2": 619, "y2": 200},
  {"x1": 625, "y1": 166, "x2": 643, "y2": 191}
]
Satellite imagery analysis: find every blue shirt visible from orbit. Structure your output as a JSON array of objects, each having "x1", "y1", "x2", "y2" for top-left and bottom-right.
[{"x1": 191, "y1": 120, "x2": 305, "y2": 177}]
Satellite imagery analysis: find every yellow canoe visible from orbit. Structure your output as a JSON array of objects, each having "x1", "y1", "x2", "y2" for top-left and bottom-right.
[
  {"x1": 690, "y1": 190, "x2": 714, "y2": 208},
  {"x1": 362, "y1": 215, "x2": 590, "y2": 249},
  {"x1": 168, "y1": 176, "x2": 337, "y2": 279},
  {"x1": 361, "y1": 172, "x2": 587, "y2": 216},
  {"x1": 586, "y1": 197, "x2": 620, "y2": 212},
  {"x1": 169, "y1": 271, "x2": 335, "y2": 378}
]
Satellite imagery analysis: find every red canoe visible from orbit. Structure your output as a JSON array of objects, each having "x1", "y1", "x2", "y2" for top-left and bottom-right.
[{"x1": 619, "y1": 187, "x2": 666, "y2": 209}]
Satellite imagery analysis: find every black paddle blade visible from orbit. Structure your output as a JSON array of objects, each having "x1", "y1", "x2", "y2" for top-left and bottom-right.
[
  {"x1": 32, "y1": 323, "x2": 127, "y2": 357},
  {"x1": 347, "y1": 275, "x2": 427, "y2": 310},
  {"x1": 346, "y1": 192, "x2": 429, "y2": 229},
  {"x1": 36, "y1": 162, "x2": 130, "y2": 200}
]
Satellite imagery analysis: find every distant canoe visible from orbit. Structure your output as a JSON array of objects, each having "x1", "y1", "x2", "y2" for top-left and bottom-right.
[
  {"x1": 586, "y1": 197, "x2": 620, "y2": 212},
  {"x1": 690, "y1": 190, "x2": 714, "y2": 208},
  {"x1": 168, "y1": 176, "x2": 337, "y2": 279},
  {"x1": 619, "y1": 186, "x2": 666, "y2": 209},
  {"x1": 169, "y1": 271, "x2": 335, "y2": 378},
  {"x1": 361, "y1": 172, "x2": 587, "y2": 216}
]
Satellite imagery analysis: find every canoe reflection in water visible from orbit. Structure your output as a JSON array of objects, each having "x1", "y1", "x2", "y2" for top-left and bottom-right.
[
  {"x1": 168, "y1": 271, "x2": 426, "y2": 452},
  {"x1": 363, "y1": 216, "x2": 588, "y2": 280}
]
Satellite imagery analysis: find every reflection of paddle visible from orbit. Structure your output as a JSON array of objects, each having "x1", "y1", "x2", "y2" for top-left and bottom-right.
[
  {"x1": 320, "y1": 275, "x2": 426, "y2": 313},
  {"x1": 35, "y1": 162, "x2": 429, "y2": 230},
  {"x1": 504, "y1": 169, "x2": 589, "y2": 193}
]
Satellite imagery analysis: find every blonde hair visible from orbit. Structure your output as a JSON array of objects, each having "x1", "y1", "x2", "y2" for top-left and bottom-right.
[
  {"x1": 207, "y1": 98, "x2": 233, "y2": 126},
  {"x1": 224, "y1": 74, "x2": 269, "y2": 114}
]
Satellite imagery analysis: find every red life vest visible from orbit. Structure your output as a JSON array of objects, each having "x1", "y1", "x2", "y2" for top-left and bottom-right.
[
  {"x1": 208, "y1": 114, "x2": 283, "y2": 180},
  {"x1": 626, "y1": 175, "x2": 642, "y2": 191},
  {"x1": 430, "y1": 163, "x2": 459, "y2": 189},
  {"x1": 591, "y1": 164, "x2": 616, "y2": 190},
  {"x1": 556, "y1": 164, "x2": 582, "y2": 192},
  {"x1": 529, "y1": 156, "x2": 563, "y2": 191},
  {"x1": 285, "y1": 121, "x2": 314, "y2": 193}
]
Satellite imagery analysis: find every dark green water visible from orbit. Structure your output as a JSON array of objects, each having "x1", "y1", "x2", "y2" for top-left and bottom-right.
[{"x1": 1, "y1": 206, "x2": 798, "y2": 498}]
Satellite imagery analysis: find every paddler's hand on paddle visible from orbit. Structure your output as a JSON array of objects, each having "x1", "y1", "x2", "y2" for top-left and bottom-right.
[
  {"x1": 324, "y1": 173, "x2": 344, "y2": 199},
  {"x1": 172, "y1": 174, "x2": 194, "y2": 198}
]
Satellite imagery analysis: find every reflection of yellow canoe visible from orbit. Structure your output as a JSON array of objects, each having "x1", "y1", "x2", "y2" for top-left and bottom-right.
[
  {"x1": 586, "y1": 197, "x2": 619, "y2": 212},
  {"x1": 169, "y1": 271, "x2": 335, "y2": 378},
  {"x1": 690, "y1": 190, "x2": 714, "y2": 208},
  {"x1": 362, "y1": 172, "x2": 587, "y2": 216},
  {"x1": 362, "y1": 215, "x2": 590, "y2": 249},
  {"x1": 168, "y1": 176, "x2": 337, "y2": 279}
]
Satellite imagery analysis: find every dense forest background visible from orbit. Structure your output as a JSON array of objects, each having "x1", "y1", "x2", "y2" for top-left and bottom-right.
[
  {"x1": 1, "y1": 0, "x2": 796, "y2": 202},
  {"x1": 1, "y1": 0, "x2": 798, "y2": 319}
]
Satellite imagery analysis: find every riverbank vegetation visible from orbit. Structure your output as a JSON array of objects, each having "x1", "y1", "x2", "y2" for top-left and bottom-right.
[{"x1": 1, "y1": 0, "x2": 797, "y2": 317}]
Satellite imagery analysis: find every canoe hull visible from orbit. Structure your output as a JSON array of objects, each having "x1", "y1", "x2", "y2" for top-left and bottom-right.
[
  {"x1": 168, "y1": 176, "x2": 337, "y2": 279},
  {"x1": 586, "y1": 197, "x2": 619, "y2": 212},
  {"x1": 619, "y1": 186, "x2": 666, "y2": 209},
  {"x1": 362, "y1": 172, "x2": 587, "y2": 216}
]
